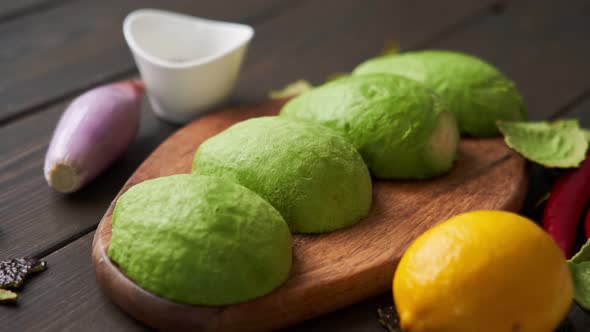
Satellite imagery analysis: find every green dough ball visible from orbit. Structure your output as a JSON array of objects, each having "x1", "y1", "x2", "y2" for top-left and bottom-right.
[
  {"x1": 280, "y1": 74, "x2": 459, "y2": 179},
  {"x1": 353, "y1": 50, "x2": 527, "y2": 137},
  {"x1": 108, "y1": 174, "x2": 292, "y2": 306},
  {"x1": 192, "y1": 116, "x2": 372, "y2": 233}
]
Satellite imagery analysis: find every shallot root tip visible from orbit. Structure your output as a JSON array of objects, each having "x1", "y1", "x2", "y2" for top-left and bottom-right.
[{"x1": 46, "y1": 163, "x2": 82, "y2": 194}]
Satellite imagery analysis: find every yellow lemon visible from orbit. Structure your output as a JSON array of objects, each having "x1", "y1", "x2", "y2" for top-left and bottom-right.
[{"x1": 393, "y1": 210, "x2": 572, "y2": 332}]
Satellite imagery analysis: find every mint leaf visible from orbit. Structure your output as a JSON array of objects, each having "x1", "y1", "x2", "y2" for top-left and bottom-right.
[
  {"x1": 568, "y1": 261, "x2": 590, "y2": 310},
  {"x1": 498, "y1": 120, "x2": 588, "y2": 168},
  {"x1": 570, "y1": 238, "x2": 590, "y2": 264},
  {"x1": 269, "y1": 80, "x2": 313, "y2": 99},
  {"x1": 380, "y1": 40, "x2": 400, "y2": 56},
  {"x1": 568, "y1": 237, "x2": 590, "y2": 310}
]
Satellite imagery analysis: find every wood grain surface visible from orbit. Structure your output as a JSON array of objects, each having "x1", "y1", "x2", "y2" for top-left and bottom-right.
[
  {"x1": 234, "y1": 0, "x2": 497, "y2": 102},
  {"x1": 0, "y1": 231, "x2": 147, "y2": 332},
  {"x1": 0, "y1": 0, "x2": 66, "y2": 22},
  {"x1": 0, "y1": 0, "x2": 296, "y2": 123},
  {"x1": 0, "y1": 0, "x2": 499, "y2": 260},
  {"x1": 429, "y1": 0, "x2": 590, "y2": 120},
  {"x1": 2, "y1": 0, "x2": 590, "y2": 330},
  {"x1": 92, "y1": 99, "x2": 527, "y2": 331}
]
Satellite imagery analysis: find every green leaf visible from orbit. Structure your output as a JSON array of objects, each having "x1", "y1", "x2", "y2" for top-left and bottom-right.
[
  {"x1": 533, "y1": 192, "x2": 551, "y2": 210},
  {"x1": 570, "y1": 238, "x2": 590, "y2": 264},
  {"x1": 568, "y1": 238, "x2": 590, "y2": 310},
  {"x1": 497, "y1": 120, "x2": 588, "y2": 168},
  {"x1": 582, "y1": 128, "x2": 590, "y2": 142},
  {"x1": 325, "y1": 72, "x2": 349, "y2": 83},
  {"x1": 568, "y1": 261, "x2": 590, "y2": 310},
  {"x1": 269, "y1": 80, "x2": 313, "y2": 99},
  {"x1": 380, "y1": 40, "x2": 400, "y2": 56},
  {"x1": 0, "y1": 289, "x2": 17, "y2": 303}
]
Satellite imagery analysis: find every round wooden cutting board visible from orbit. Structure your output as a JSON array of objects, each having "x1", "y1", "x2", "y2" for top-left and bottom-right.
[{"x1": 92, "y1": 99, "x2": 527, "y2": 332}]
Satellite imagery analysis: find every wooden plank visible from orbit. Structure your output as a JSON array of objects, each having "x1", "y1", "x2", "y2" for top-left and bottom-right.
[
  {"x1": 0, "y1": 230, "x2": 386, "y2": 332},
  {"x1": 234, "y1": 0, "x2": 496, "y2": 102},
  {"x1": 0, "y1": 96, "x2": 177, "y2": 258},
  {"x1": 282, "y1": 294, "x2": 389, "y2": 332},
  {"x1": 6, "y1": 0, "x2": 590, "y2": 330},
  {"x1": 0, "y1": 0, "x2": 297, "y2": 258},
  {"x1": 0, "y1": 0, "x2": 61, "y2": 21},
  {"x1": 426, "y1": 0, "x2": 590, "y2": 120},
  {"x1": 0, "y1": 232, "x2": 146, "y2": 332},
  {"x1": 0, "y1": 0, "x2": 296, "y2": 123},
  {"x1": 565, "y1": 97, "x2": 590, "y2": 126},
  {"x1": 2, "y1": 232, "x2": 589, "y2": 331},
  {"x1": 0, "y1": 0, "x2": 496, "y2": 259},
  {"x1": 236, "y1": 0, "x2": 590, "y2": 117},
  {"x1": 287, "y1": 301, "x2": 590, "y2": 332}
]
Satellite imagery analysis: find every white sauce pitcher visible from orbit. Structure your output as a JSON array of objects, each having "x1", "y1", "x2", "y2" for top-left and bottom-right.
[{"x1": 124, "y1": 9, "x2": 254, "y2": 123}]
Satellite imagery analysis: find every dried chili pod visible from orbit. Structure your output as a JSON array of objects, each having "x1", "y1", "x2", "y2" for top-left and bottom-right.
[{"x1": 0, "y1": 258, "x2": 47, "y2": 288}]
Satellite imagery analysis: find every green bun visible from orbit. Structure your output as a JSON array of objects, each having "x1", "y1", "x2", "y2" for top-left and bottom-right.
[
  {"x1": 192, "y1": 116, "x2": 372, "y2": 233},
  {"x1": 353, "y1": 50, "x2": 527, "y2": 137},
  {"x1": 108, "y1": 174, "x2": 292, "y2": 306},
  {"x1": 281, "y1": 74, "x2": 459, "y2": 179}
]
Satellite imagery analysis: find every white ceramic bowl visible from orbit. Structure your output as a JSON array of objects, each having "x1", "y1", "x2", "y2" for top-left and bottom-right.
[{"x1": 123, "y1": 9, "x2": 254, "y2": 123}]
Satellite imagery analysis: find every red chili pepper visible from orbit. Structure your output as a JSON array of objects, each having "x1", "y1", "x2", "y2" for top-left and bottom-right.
[
  {"x1": 543, "y1": 155, "x2": 590, "y2": 258},
  {"x1": 585, "y1": 209, "x2": 590, "y2": 240}
]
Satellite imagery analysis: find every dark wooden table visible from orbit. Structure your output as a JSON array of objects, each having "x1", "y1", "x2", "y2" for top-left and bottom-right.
[{"x1": 0, "y1": 0, "x2": 589, "y2": 330}]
